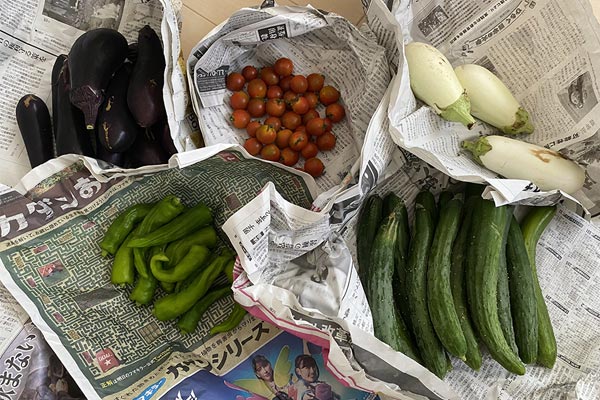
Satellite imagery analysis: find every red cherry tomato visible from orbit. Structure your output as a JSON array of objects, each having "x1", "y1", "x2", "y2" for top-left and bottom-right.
[
  {"x1": 288, "y1": 131, "x2": 309, "y2": 151},
  {"x1": 306, "y1": 117, "x2": 327, "y2": 136},
  {"x1": 304, "y1": 92, "x2": 319, "y2": 109},
  {"x1": 265, "y1": 98, "x2": 286, "y2": 117},
  {"x1": 302, "y1": 109, "x2": 320, "y2": 125},
  {"x1": 283, "y1": 91, "x2": 299, "y2": 107},
  {"x1": 267, "y1": 85, "x2": 283, "y2": 99},
  {"x1": 260, "y1": 144, "x2": 281, "y2": 161},
  {"x1": 260, "y1": 67, "x2": 279, "y2": 86},
  {"x1": 307, "y1": 73, "x2": 325, "y2": 92},
  {"x1": 323, "y1": 118, "x2": 333, "y2": 132},
  {"x1": 319, "y1": 85, "x2": 340, "y2": 105},
  {"x1": 242, "y1": 65, "x2": 258, "y2": 81},
  {"x1": 276, "y1": 129, "x2": 293, "y2": 149},
  {"x1": 301, "y1": 142, "x2": 318, "y2": 159},
  {"x1": 281, "y1": 111, "x2": 302, "y2": 131},
  {"x1": 325, "y1": 103, "x2": 345, "y2": 123},
  {"x1": 230, "y1": 109, "x2": 250, "y2": 129},
  {"x1": 290, "y1": 75, "x2": 308, "y2": 94},
  {"x1": 226, "y1": 72, "x2": 245, "y2": 91},
  {"x1": 280, "y1": 75, "x2": 293, "y2": 92},
  {"x1": 256, "y1": 124, "x2": 277, "y2": 145},
  {"x1": 291, "y1": 96, "x2": 310, "y2": 115},
  {"x1": 244, "y1": 137, "x2": 262, "y2": 156},
  {"x1": 304, "y1": 157, "x2": 324, "y2": 177},
  {"x1": 280, "y1": 147, "x2": 299, "y2": 166},
  {"x1": 247, "y1": 78, "x2": 267, "y2": 98},
  {"x1": 247, "y1": 98, "x2": 266, "y2": 118},
  {"x1": 264, "y1": 116, "x2": 282, "y2": 131},
  {"x1": 274, "y1": 58, "x2": 294, "y2": 77},
  {"x1": 316, "y1": 132, "x2": 336, "y2": 151},
  {"x1": 230, "y1": 91, "x2": 249, "y2": 110},
  {"x1": 246, "y1": 120, "x2": 261, "y2": 137}
]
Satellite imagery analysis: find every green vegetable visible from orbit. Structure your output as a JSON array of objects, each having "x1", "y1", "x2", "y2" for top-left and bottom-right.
[
  {"x1": 110, "y1": 230, "x2": 137, "y2": 286},
  {"x1": 164, "y1": 226, "x2": 218, "y2": 266},
  {"x1": 178, "y1": 286, "x2": 232, "y2": 334},
  {"x1": 450, "y1": 191, "x2": 482, "y2": 370},
  {"x1": 382, "y1": 192, "x2": 401, "y2": 219},
  {"x1": 497, "y1": 210, "x2": 518, "y2": 355},
  {"x1": 393, "y1": 197, "x2": 412, "y2": 334},
  {"x1": 210, "y1": 303, "x2": 247, "y2": 335},
  {"x1": 356, "y1": 195, "x2": 383, "y2": 290},
  {"x1": 224, "y1": 258, "x2": 235, "y2": 284},
  {"x1": 521, "y1": 206, "x2": 557, "y2": 368},
  {"x1": 427, "y1": 198, "x2": 467, "y2": 359},
  {"x1": 406, "y1": 191, "x2": 448, "y2": 378},
  {"x1": 128, "y1": 203, "x2": 213, "y2": 248},
  {"x1": 129, "y1": 245, "x2": 163, "y2": 305},
  {"x1": 506, "y1": 216, "x2": 538, "y2": 364},
  {"x1": 160, "y1": 281, "x2": 175, "y2": 293},
  {"x1": 150, "y1": 245, "x2": 211, "y2": 283},
  {"x1": 367, "y1": 206, "x2": 420, "y2": 362},
  {"x1": 466, "y1": 199, "x2": 525, "y2": 375},
  {"x1": 153, "y1": 252, "x2": 233, "y2": 321},
  {"x1": 437, "y1": 191, "x2": 453, "y2": 210},
  {"x1": 100, "y1": 203, "x2": 154, "y2": 257}
]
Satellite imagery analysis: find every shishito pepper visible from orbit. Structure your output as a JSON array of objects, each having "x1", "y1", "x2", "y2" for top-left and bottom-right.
[
  {"x1": 177, "y1": 285, "x2": 232, "y2": 335},
  {"x1": 164, "y1": 226, "x2": 218, "y2": 266},
  {"x1": 128, "y1": 203, "x2": 213, "y2": 248},
  {"x1": 150, "y1": 245, "x2": 211, "y2": 283},
  {"x1": 111, "y1": 229, "x2": 138, "y2": 285},
  {"x1": 153, "y1": 251, "x2": 233, "y2": 321},
  {"x1": 129, "y1": 245, "x2": 163, "y2": 305},
  {"x1": 210, "y1": 303, "x2": 247, "y2": 335},
  {"x1": 132, "y1": 195, "x2": 185, "y2": 278},
  {"x1": 100, "y1": 203, "x2": 155, "y2": 257}
]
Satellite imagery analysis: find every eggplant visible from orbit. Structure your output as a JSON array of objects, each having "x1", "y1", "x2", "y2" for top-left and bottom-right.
[
  {"x1": 68, "y1": 28, "x2": 128, "y2": 129},
  {"x1": 97, "y1": 63, "x2": 140, "y2": 152},
  {"x1": 15, "y1": 94, "x2": 53, "y2": 168},
  {"x1": 55, "y1": 61, "x2": 95, "y2": 157},
  {"x1": 51, "y1": 54, "x2": 68, "y2": 141},
  {"x1": 127, "y1": 129, "x2": 168, "y2": 167},
  {"x1": 127, "y1": 25, "x2": 166, "y2": 128},
  {"x1": 152, "y1": 117, "x2": 178, "y2": 156},
  {"x1": 127, "y1": 42, "x2": 138, "y2": 64},
  {"x1": 96, "y1": 143, "x2": 126, "y2": 168}
]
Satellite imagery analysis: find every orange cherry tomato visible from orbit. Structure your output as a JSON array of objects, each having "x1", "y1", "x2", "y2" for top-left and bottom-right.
[
  {"x1": 276, "y1": 129, "x2": 293, "y2": 149},
  {"x1": 280, "y1": 147, "x2": 300, "y2": 166},
  {"x1": 290, "y1": 75, "x2": 308, "y2": 94},
  {"x1": 316, "y1": 132, "x2": 336, "y2": 151},
  {"x1": 301, "y1": 142, "x2": 318, "y2": 159},
  {"x1": 288, "y1": 131, "x2": 309, "y2": 151},
  {"x1": 304, "y1": 157, "x2": 324, "y2": 177},
  {"x1": 307, "y1": 73, "x2": 325, "y2": 92},
  {"x1": 274, "y1": 58, "x2": 294, "y2": 77},
  {"x1": 246, "y1": 120, "x2": 261, "y2": 137},
  {"x1": 226, "y1": 72, "x2": 245, "y2": 91},
  {"x1": 244, "y1": 137, "x2": 262, "y2": 156},
  {"x1": 230, "y1": 109, "x2": 250, "y2": 129},
  {"x1": 325, "y1": 103, "x2": 345, "y2": 123},
  {"x1": 256, "y1": 124, "x2": 276, "y2": 144},
  {"x1": 260, "y1": 144, "x2": 281, "y2": 161},
  {"x1": 319, "y1": 85, "x2": 340, "y2": 105},
  {"x1": 230, "y1": 91, "x2": 249, "y2": 110}
]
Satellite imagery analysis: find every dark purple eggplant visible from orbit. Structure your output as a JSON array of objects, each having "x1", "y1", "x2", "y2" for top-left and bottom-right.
[
  {"x1": 68, "y1": 28, "x2": 128, "y2": 129},
  {"x1": 127, "y1": 25, "x2": 166, "y2": 128},
  {"x1": 96, "y1": 144, "x2": 126, "y2": 168},
  {"x1": 97, "y1": 63, "x2": 140, "y2": 152},
  {"x1": 127, "y1": 129, "x2": 168, "y2": 167},
  {"x1": 127, "y1": 42, "x2": 138, "y2": 64},
  {"x1": 15, "y1": 94, "x2": 53, "y2": 168},
  {"x1": 51, "y1": 54, "x2": 67, "y2": 142},
  {"x1": 55, "y1": 61, "x2": 95, "y2": 157},
  {"x1": 152, "y1": 117, "x2": 177, "y2": 156}
]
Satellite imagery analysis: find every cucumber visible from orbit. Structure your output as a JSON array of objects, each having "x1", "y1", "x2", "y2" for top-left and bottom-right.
[
  {"x1": 427, "y1": 198, "x2": 467, "y2": 359},
  {"x1": 419, "y1": 190, "x2": 438, "y2": 224},
  {"x1": 521, "y1": 206, "x2": 557, "y2": 368},
  {"x1": 450, "y1": 194, "x2": 482, "y2": 370},
  {"x1": 406, "y1": 191, "x2": 448, "y2": 378},
  {"x1": 466, "y1": 198, "x2": 525, "y2": 375},
  {"x1": 506, "y1": 216, "x2": 538, "y2": 364},
  {"x1": 367, "y1": 207, "x2": 420, "y2": 362},
  {"x1": 497, "y1": 210, "x2": 518, "y2": 354},
  {"x1": 357, "y1": 195, "x2": 383, "y2": 292},
  {"x1": 383, "y1": 192, "x2": 402, "y2": 219},
  {"x1": 437, "y1": 190, "x2": 454, "y2": 210},
  {"x1": 394, "y1": 196, "x2": 412, "y2": 334}
]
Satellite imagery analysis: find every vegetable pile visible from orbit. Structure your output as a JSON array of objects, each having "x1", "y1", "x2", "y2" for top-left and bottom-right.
[
  {"x1": 16, "y1": 26, "x2": 177, "y2": 170},
  {"x1": 357, "y1": 185, "x2": 557, "y2": 378},
  {"x1": 227, "y1": 57, "x2": 345, "y2": 177},
  {"x1": 101, "y1": 195, "x2": 245, "y2": 335}
]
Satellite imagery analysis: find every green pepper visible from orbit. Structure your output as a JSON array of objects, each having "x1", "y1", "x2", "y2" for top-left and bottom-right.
[
  {"x1": 223, "y1": 257, "x2": 235, "y2": 284},
  {"x1": 160, "y1": 281, "x2": 176, "y2": 293},
  {"x1": 177, "y1": 286, "x2": 232, "y2": 335},
  {"x1": 100, "y1": 203, "x2": 155, "y2": 257},
  {"x1": 129, "y1": 245, "x2": 163, "y2": 305},
  {"x1": 153, "y1": 252, "x2": 233, "y2": 321},
  {"x1": 132, "y1": 195, "x2": 185, "y2": 278},
  {"x1": 210, "y1": 303, "x2": 247, "y2": 335},
  {"x1": 164, "y1": 226, "x2": 218, "y2": 266},
  {"x1": 110, "y1": 229, "x2": 138, "y2": 286},
  {"x1": 151, "y1": 245, "x2": 211, "y2": 283},
  {"x1": 128, "y1": 203, "x2": 213, "y2": 248}
]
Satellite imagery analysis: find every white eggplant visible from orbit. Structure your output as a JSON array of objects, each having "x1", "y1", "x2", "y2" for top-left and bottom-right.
[
  {"x1": 462, "y1": 135, "x2": 585, "y2": 194},
  {"x1": 405, "y1": 42, "x2": 475, "y2": 128},
  {"x1": 455, "y1": 64, "x2": 534, "y2": 135}
]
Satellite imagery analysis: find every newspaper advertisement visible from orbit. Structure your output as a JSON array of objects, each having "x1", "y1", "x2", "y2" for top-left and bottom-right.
[
  {"x1": 0, "y1": 0, "x2": 194, "y2": 189},
  {"x1": 372, "y1": 0, "x2": 600, "y2": 209}
]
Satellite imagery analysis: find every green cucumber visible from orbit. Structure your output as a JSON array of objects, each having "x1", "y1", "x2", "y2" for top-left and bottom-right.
[
  {"x1": 383, "y1": 192, "x2": 402, "y2": 219},
  {"x1": 450, "y1": 193, "x2": 482, "y2": 370},
  {"x1": 521, "y1": 206, "x2": 557, "y2": 368},
  {"x1": 394, "y1": 196, "x2": 412, "y2": 334},
  {"x1": 406, "y1": 191, "x2": 448, "y2": 378},
  {"x1": 466, "y1": 198, "x2": 525, "y2": 375},
  {"x1": 437, "y1": 191, "x2": 454, "y2": 210},
  {"x1": 427, "y1": 198, "x2": 466, "y2": 359},
  {"x1": 357, "y1": 195, "x2": 383, "y2": 292},
  {"x1": 506, "y1": 216, "x2": 538, "y2": 364},
  {"x1": 497, "y1": 210, "x2": 518, "y2": 355}
]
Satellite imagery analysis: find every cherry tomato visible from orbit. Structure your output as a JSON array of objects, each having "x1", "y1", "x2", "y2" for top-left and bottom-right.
[
  {"x1": 230, "y1": 109, "x2": 250, "y2": 129},
  {"x1": 304, "y1": 157, "x2": 324, "y2": 177},
  {"x1": 260, "y1": 144, "x2": 281, "y2": 162},
  {"x1": 323, "y1": 118, "x2": 333, "y2": 132},
  {"x1": 280, "y1": 147, "x2": 299, "y2": 166},
  {"x1": 280, "y1": 75, "x2": 293, "y2": 92},
  {"x1": 289, "y1": 131, "x2": 309, "y2": 151},
  {"x1": 247, "y1": 98, "x2": 266, "y2": 118},
  {"x1": 244, "y1": 137, "x2": 262, "y2": 156},
  {"x1": 242, "y1": 65, "x2": 258, "y2": 81},
  {"x1": 290, "y1": 75, "x2": 308, "y2": 94},
  {"x1": 307, "y1": 73, "x2": 325, "y2": 92},
  {"x1": 302, "y1": 109, "x2": 320, "y2": 125},
  {"x1": 283, "y1": 91, "x2": 299, "y2": 107},
  {"x1": 260, "y1": 67, "x2": 279, "y2": 86},
  {"x1": 326, "y1": 103, "x2": 345, "y2": 123},
  {"x1": 264, "y1": 116, "x2": 282, "y2": 131},
  {"x1": 276, "y1": 129, "x2": 293, "y2": 149},
  {"x1": 281, "y1": 111, "x2": 302, "y2": 130},
  {"x1": 306, "y1": 117, "x2": 327, "y2": 136},
  {"x1": 256, "y1": 124, "x2": 277, "y2": 145},
  {"x1": 267, "y1": 85, "x2": 283, "y2": 99},
  {"x1": 305, "y1": 92, "x2": 319, "y2": 109},
  {"x1": 246, "y1": 120, "x2": 261, "y2": 137},
  {"x1": 295, "y1": 125, "x2": 306, "y2": 133},
  {"x1": 291, "y1": 96, "x2": 310, "y2": 115},
  {"x1": 247, "y1": 78, "x2": 267, "y2": 98},
  {"x1": 316, "y1": 132, "x2": 336, "y2": 151},
  {"x1": 319, "y1": 85, "x2": 340, "y2": 105},
  {"x1": 226, "y1": 72, "x2": 245, "y2": 91},
  {"x1": 265, "y1": 98, "x2": 286, "y2": 117},
  {"x1": 230, "y1": 91, "x2": 249, "y2": 110},
  {"x1": 301, "y1": 142, "x2": 318, "y2": 159},
  {"x1": 274, "y1": 58, "x2": 294, "y2": 77}
]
